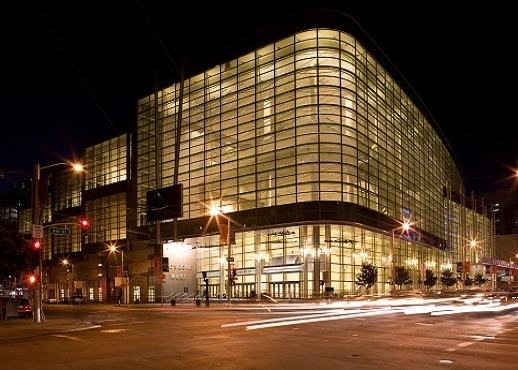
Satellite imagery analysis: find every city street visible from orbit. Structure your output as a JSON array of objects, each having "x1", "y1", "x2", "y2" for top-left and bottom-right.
[{"x1": 2, "y1": 296, "x2": 518, "y2": 369}]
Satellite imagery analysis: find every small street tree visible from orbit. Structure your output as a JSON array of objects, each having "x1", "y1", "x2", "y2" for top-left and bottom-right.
[
  {"x1": 464, "y1": 275, "x2": 474, "y2": 288},
  {"x1": 440, "y1": 269, "x2": 457, "y2": 290},
  {"x1": 473, "y1": 273, "x2": 487, "y2": 287},
  {"x1": 356, "y1": 263, "x2": 378, "y2": 294},
  {"x1": 423, "y1": 269, "x2": 438, "y2": 291},
  {"x1": 394, "y1": 266, "x2": 412, "y2": 290}
]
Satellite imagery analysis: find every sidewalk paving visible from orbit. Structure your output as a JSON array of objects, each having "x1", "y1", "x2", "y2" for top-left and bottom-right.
[
  {"x1": 0, "y1": 304, "x2": 126, "y2": 340},
  {"x1": 1, "y1": 318, "x2": 100, "y2": 341}
]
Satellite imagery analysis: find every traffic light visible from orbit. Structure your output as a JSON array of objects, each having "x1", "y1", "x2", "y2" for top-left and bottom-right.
[
  {"x1": 32, "y1": 239, "x2": 41, "y2": 249},
  {"x1": 80, "y1": 218, "x2": 89, "y2": 235},
  {"x1": 28, "y1": 274, "x2": 38, "y2": 285}
]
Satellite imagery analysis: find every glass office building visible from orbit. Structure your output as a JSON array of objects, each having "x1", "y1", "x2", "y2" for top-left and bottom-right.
[
  {"x1": 20, "y1": 11, "x2": 497, "y2": 303},
  {"x1": 16, "y1": 11, "x2": 499, "y2": 304},
  {"x1": 133, "y1": 12, "x2": 493, "y2": 300},
  {"x1": 135, "y1": 11, "x2": 493, "y2": 299}
]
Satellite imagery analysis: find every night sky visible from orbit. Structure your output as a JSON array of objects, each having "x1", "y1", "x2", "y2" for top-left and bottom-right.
[{"x1": 1, "y1": 1, "x2": 516, "y2": 194}]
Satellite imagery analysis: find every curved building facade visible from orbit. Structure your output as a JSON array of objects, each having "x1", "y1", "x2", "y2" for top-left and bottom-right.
[{"x1": 136, "y1": 11, "x2": 493, "y2": 299}]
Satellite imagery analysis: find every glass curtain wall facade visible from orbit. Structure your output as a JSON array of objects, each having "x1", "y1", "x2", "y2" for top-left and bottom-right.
[
  {"x1": 49, "y1": 170, "x2": 83, "y2": 256},
  {"x1": 82, "y1": 135, "x2": 129, "y2": 303},
  {"x1": 33, "y1": 134, "x2": 131, "y2": 304},
  {"x1": 136, "y1": 26, "x2": 493, "y2": 298},
  {"x1": 83, "y1": 135, "x2": 128, "y2": 244}
]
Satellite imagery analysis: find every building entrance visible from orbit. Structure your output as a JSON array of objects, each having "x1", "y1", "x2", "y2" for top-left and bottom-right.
[{"x1": 269, "y1": 281, "x2": 300, "y2": 299}]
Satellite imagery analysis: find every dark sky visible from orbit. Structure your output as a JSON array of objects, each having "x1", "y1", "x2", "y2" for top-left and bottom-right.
[{"x1": 1, "y1": 1, "x2": 516, "y2": 194}]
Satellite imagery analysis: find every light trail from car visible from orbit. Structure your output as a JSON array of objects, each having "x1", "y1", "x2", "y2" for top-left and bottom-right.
[{"x1": 220, "y1": 296, "x2": 518, "y2": 331}]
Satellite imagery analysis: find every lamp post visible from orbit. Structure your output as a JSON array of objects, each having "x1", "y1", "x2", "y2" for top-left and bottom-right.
[
  {"x1": 32, "y1": 162, "x2": 83, "y2": 323},
  {"x1": 512, "y1": 253, "x2": 518, "y2": 289},
  {"x1": 390, "y1": 229, "x2": 395, "y2": 293},
  {"x1": 226, "y1": 216, "x2": 232, "y2": 304},
  {"x1": 209, "y1": 205, "x2": 235, "y2": 303},
  {"x1": 62, "y1": 259, "x2": 74, "y2": 299},
  {"x1": 109, "y1": 244, "x2": 126, "y2": 304},
  {"x1": 508, "y1": 253, "x2": 518, "y2": 289},
  {"x1": 389, "y1": 220, "x2": 411, "y2": 294},
  {"x1": 255, "y1": 253, "x2": 264, "y2": 302}
]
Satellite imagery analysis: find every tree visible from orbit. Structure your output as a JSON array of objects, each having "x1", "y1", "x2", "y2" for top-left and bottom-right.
[
  {"x1": 473, "y1": 273, "x2": 487, "y2": 287},
  {"x1": 356, "y1": 263, "x2": 378, "y2": 293},
  {"x1": 0, "y1": 221, "x2": 36, "y2": 283},
  {"x1": 440, "y1": 269, "x2": 457, "y2": 290},
  {"x1": 464, "y1": 275, "x2": 474, "y2": 287},
  {"x1": 423, "y1": 269, "x2": 438, "y2": 291},
  {"x1": 394, "y1": 266, "x2": 412, "y2": 290}
]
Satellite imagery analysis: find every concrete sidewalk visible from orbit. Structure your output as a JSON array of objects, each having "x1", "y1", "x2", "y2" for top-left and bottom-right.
[
  {"x1": 1, "y1": 317, "x2": 101, "y2": 341},
  {"x1": 0, "y1": 303, "x2": 131, "y2": 340}
]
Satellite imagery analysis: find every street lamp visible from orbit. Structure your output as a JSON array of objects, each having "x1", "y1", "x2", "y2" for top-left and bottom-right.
[
  {"x1": 108, "y1": 244, "x2": 126, "y2": 305},
  {"x1": 390, "y1": 220, "x2": 411, "y2": 294},
  {"x1": 61, "y1": 258, "x2": 74, "y2": 299},
  {"x1": 209, "y1": 205, "x2": 235, "y2": 303},
  {"x1": 32, "y1": 162, "x2": 83, "y2": 323},
  {"x1": 512, "y1": 253, "x2": 518, "y2": 288},
  {"x1": 255, "y1": 253, "x2": 265, "y2": 302}
]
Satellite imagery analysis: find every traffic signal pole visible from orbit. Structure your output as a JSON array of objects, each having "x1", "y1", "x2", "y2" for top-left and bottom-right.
[
  {"x1": 32, "y1": 163, "x2": 42, "y2": 324},
  {"x1": 31, "y1": 162, "x2": 83, "y2": 323}
]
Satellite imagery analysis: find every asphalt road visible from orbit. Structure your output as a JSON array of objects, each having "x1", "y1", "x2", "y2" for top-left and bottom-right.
[{"x1": 2, "y1": 296, "x2": 518, "y2": 369}]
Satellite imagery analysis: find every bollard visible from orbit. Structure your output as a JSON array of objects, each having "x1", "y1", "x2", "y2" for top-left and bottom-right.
[
  {"x1": 195, "y1": 298, "x2": 201, "y2": 307},
  {"x1": 171, "y1": 299, "x2": 176, "y2": 306}
]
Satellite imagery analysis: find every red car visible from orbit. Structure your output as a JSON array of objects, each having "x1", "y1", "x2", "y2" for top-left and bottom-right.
[{"x1": 18, "y1": 298, "x2": 32, "y2": 317}]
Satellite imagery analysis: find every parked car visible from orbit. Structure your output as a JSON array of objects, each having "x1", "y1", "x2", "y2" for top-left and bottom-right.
[
  {"x1": 69, "y1": 295, "x2": 86, "y2": 305},
  {"x1": 59, "y1": 296, "x2": 70, "y2": 304},
  {"x1": 18, "y1": 298, "x2": 32, "y2": 317},
  {"x1": 45, "y1": 296, "x2": 58, "y2": 304}
]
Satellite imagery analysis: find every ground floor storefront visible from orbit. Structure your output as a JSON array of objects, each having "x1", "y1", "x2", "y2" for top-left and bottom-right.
[{"x1": 41, "y1": 224, "x2": 515, "y2": 304}]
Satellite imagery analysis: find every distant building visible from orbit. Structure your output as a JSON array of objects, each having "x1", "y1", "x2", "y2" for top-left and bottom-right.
[
  {"x1": 480, "y1": 185, "x2": 518, "y2": 236},
  {"x1": 478, "y1": 184, "x2": 518, "y2": 285}
]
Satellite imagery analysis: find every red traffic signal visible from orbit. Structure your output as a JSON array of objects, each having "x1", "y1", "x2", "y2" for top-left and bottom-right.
[
  {"x1": 33, "y1": 239, "x2": 41, "y2": 249},
  {"x1": 80, "y1": 218, "x2": 89, "y2": 235},
  {"x1": 28, "y1": 274, "x2": 38, "y2": 285}
]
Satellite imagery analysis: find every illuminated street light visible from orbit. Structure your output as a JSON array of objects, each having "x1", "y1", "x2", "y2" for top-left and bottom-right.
[
  {"x1": 61, "y1": 258, "x2": 74, "y2": 299},
  {"x1": 390, "y1": 220, "x2": 411, "y2": 294},
  {"x1": 108, "y1": 244, "x2": 126, "y2": 305},
  {"x1": 209, "y1": 205, "x2": 235, "y2": 303},
  {"x1": 255, "y1": 253, "x2": 265, "y2": 301},
  {"x1": 32, "y1": 162, "x2": 83, "y2": 324},
  {"x1": 461, "y1": 238, "x2": 480, "y2": 289}
]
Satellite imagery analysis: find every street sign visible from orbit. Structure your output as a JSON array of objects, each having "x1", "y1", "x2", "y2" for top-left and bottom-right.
[
  {"x1": 49, "y1": 227, "x2": 70, "y2": 235},
  {"x1": 226, "y1": 257, "x2": 234, "y2": 262},
  {"x1": 32, "y1": 224, "x2": 43, "y2": 239}
]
